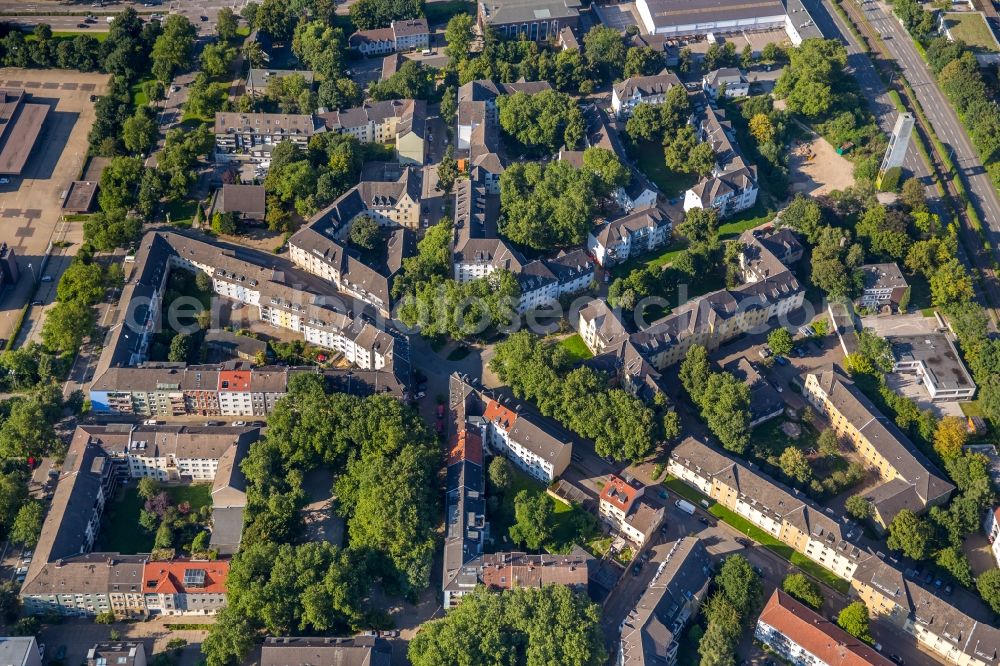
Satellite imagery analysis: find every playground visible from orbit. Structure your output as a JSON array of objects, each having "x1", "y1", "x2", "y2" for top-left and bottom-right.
[{"x1": 788, "y1": 135, "x2": 856, "y2": 196}]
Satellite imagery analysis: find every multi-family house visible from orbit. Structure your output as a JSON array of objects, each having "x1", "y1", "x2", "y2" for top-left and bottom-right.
[
  {"x1": 618, "y1": 537, "x2": 713, "y2": 666},
  {"x1": 20, "y1": 425, "x2": 256, "y2": 617},
  {"x1": 142, "y1": 560, "x2": 229, "y2": 615},
  {"x1": 739, "y1": 228, "x2": 803, "y2": 281},
  {"x1": 889, "y1": 334, "x2": 977, "y2": 402},
  {"x1": 858, "y1": 263, "x2": 909, "y2": 311},
  {"x1": 668, "y1": 438, "x2": 867, "y2": 581},
  {"x1": 599, "y1": 475, "x2": 664, "y2": 546},
  {"x1": 481, "y1": 398, "x2": 573, "y2": 483},
  {"x1": 755, "y1": 590, "x2": 893, "y2": 666},
  {"x1": 611, "y1": 70, "x2": 683, "y2": 118},
  {"x1": 260, "y1": 637, "x2": 391, "y2": 666},
  {"x1": 587, "y1": 206, "x2": 672, "y2": 268},
  {"x1": 0, "y1": 637, "x2": 43, "y2": 666},
  {"x1": 515, "y1": 250, "x2": 594, "y2": 313},
  {"x1": 456, "y1": 80, "x2": 551, "y2": 150},
  {"x1": 348, "y1": 18, "x2": 429, "y2": 55},
  {"x1": 803, "y1": 367, "x2": 954, "y2": 529},
  {"x1": 214, "y1": 112, "x2": 321, "y2": 165},
  {"x1": 477, "y1": 0, "x2": 581, "y2": 40},
  {"x1": 702, "y1": 68, "x2": 749, "y2": 99},
  {"x1": 684, "y1": 101, "x2": 758, "y2": 218},
  {"x1": 722, "y1": 357, "x2": 784, "y2": 427},
  {"x1": 86, "y1": 643, "x2": 146, "y2": 666},
  {"x1": 851, "y1": 556, "x2": 1000, "y2": 666},
  {"x1": 245, "y1": 69, "x2": 314, "y2": 98},
  {"x1": 319, "y1": 99, "x2": 426, "y2": 165}
]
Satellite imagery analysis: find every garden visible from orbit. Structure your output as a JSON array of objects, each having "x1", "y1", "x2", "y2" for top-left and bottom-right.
[{"x1": 97, "y1": 481, "x2": 213, "y2": 556}]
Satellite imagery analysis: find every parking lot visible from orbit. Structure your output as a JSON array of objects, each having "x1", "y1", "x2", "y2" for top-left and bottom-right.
[{"x1": 0, "y1": 68, "x2": 105, "y2": 344}]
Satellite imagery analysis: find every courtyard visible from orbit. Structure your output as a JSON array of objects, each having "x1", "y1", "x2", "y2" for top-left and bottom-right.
[{"x1": 96, "y1": 484, "x2": 213, "y2": 555}]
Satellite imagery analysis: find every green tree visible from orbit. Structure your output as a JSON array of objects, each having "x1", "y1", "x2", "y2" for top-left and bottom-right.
[
  {"x1": 679, "y1": 344, "x2": 712, "y2": 405},
  {"x1": 782, "y1": 573, "x2": 823, "y2": 609},
  {"x1": 211, "y1": 211, "x2": 238, "y2": 235},
  {"x1": 10, "y1": 501, "x2": 43, "y2": 547},
  {"x1": 151, "y1": 14, "x2": 197, "y2": 82},
  {"x1": 349, "y1": 0, "x2": 420, "y2": 31},
  {"x1": 837, "y1": 602, "x2": 872, "y2": 642},
  {"x1": 508, "y1": 490, "x2": 552, "y2": 550},
  {"x1": 138, "y1": 477, "x2": 160, "y2": 500},
  {"x1": 42, "y1": 300, "x2": 94, "y2": 353},
  {"x1": 582, "y1": 146, "x2": 629, "y2": 195},
  {"x1": 664, "y1": 124, "x2": 699, "y2": 172},
  {"x1": 499, "y1": 161, "x2": 597, "y2": 249},
  {"x1": 488, "y1": 457, "x2": 511, "y2": 491},
  {"x1": 625, "y1": 102, "x2": 663, "y2": 142},
  {"x1": 689, "y1": 141, "x2": 717, "y2": 177},
  {"x1": 584, "y1": 26, "x2": 625, "y2": 81},
  {"x1": 933, "y1": 416, "x2": 968, "y2": 460},
  {"x1": 216, "y1": 7, "x2": 238, "y2": 41},
  {"x1": 57, "y1": 260, "x2": 105, "y2": 306},
  {"x1": 767, "y1": 328, "x2": 794, "y2": 357},
  {"x1": 445, "y1": 13, "x2": 474, "y2": 62},
  {"x1": 716, "y1": 555, "x2": 761, "y2": 616},
  {"x1": 168, "y1": 334, "x2": 192, "y2": 363},
  {"x1": 934, "y1": 546, "x2": 973, "y2": 587},
  {"x1": 437, "y1": 145, "x2": 459, "y2": 194},
  {"x1": 977, "y1": 568, "x2": 1000, "y2": 614},
  {"x1": 498, "y1": 90, "x2": 585, "y2": 153},
  {"x1": 845, "y1": 495, "x2": 873, "y2": 521},
  {"x1": 122, "y1": 108, "x2": 158, "y2": 155},
  {"x1": 191, "y1": 530, "x2": 211, "y2": 553},
  {"x1": 930, "y1": 259, "x2": 974, "y2": 306},
  {"x1": 701, "y1": 373, "x2": 751, "y2": 454},
  {"x1": 887, "y1": 509, "x2": 933, "y2": 560},
  {"x1": 349, "y1": 215, "x2": 381, "y2": 251},
  {"x1": 779, "y1": 447, "x2": 812, "y2": 484},
  {"x1": 200, "y1": 42, "x2": 237, "y2": 78},
  {"x1": 623, "y1": 46, "x2": 661, "y2": 78},
  {"x1": 817, "y1": 429, "x2": 840, "y2": 456},
  {"x1": 779, "y1": 194, "x2": 824, "y2": 244}
]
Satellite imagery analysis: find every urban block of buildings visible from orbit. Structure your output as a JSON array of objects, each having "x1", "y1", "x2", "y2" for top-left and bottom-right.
[
  {"x1": 0, "y1": 87, "x2": 48, "y2": 176},
  {"x1": 598, "y1": 475, "x2": 665, "y2": 547},
  {"x1": 477, "y1": 0, "x2": 581, "y2": 41},
  {"x1": 88, "y1": 231, "x2": 410, "y2": 415},
  {"x1": 348, "y1": 18, "x2": 429, "y2": 56},
  {"x1": 755, "y1": 590, "x2": 893, "y2": 666},
  {"x1": 617, "y1": 537, "x2": 713, "y2": 666},
  {"x1": 442, "y1": 374, "x2": 587, "y2": 609},
  {"x1": 19, "y1": 424, "x2": 256, "y2": 616},
  {"x1": 667, "y1": 437, "x2": 1000, "y2": 666},
  {"x1": 803, "y1": 367, "x2": 954, "y2": 529},
  {"x1": 214, "y1": 112, "x2": 322, "y2": 165},
  {"x1": 0, "y1": 637, "x2": 42, "y2": 666},
  {"x1": 319, "y1": 99, "x2": 427, "y2": 165}
]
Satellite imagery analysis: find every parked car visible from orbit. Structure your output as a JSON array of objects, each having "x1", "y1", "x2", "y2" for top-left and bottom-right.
[
  {"x1": 889, "y1": 655, "x2": 904, "y2": 665},
  {"x1": 758, "y1": 346, "x2": 772, "y2": 359},
  {"x1": 436, "y1": 404, "x2": 445, "y2": 418},
  {"x1": 30, "y1": 300, "x2": 42, "y2": 306},
  {"x1": 631, "y1": 563, "x2": 642, "y2": 576},
  {"x1": 775, "y1": 355, "x2": 789, "y2": 366},
  {"x1": 40, "y1": 275, "x2": 52, "y2": 282}
]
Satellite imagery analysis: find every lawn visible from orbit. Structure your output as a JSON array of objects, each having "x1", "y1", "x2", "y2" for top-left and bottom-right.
[
  {"x1": 751, "y1": 418, "x2": 820, "y2": 459},
  {"x1": 489, "y1": 465, "x2": 599, "y2": 554},
  {"x1": 131, "y1": 74, "x2": 155, "y2": 108},
  {"x1": 25, "y1": 30, "x2": 108, "y2": 43},
  {"x1": 165, "y1": 199, "x2": 200, "y2": 227},
  {"x1": 942, "y1": 12, "x2": 1000, "y2": 53},
  {"x1": 165, "y1": 484, "x2": 212, "y2": 511},
  {"x1": 905, "y1": 273, "x2": 932, "y2": 313},
  {"x1": 718, "y1": 203, "x2": 775, "y2": 240},
  {"x1": 608, "y1": 239, "x2": 686, "y2": 279},
  {"x1": 557, "y1": 334, "x2": 593, "y2": 363},
  {"x1": 629, "y1": 140, "x2": 698, "y2": 200}
]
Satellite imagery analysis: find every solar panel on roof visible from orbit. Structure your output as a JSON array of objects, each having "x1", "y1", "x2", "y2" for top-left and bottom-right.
[{"x1": 183, "y1": 568, "x2": 206, "y2": 587}]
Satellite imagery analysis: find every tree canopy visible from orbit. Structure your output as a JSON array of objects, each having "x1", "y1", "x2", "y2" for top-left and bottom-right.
[{"x1": 499, "y1": 160, "x2": 598, "y2": 249}]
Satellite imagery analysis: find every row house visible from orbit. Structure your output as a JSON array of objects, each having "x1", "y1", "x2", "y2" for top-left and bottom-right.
[
  {"x1": 348, "y1": 18, "x2": 429, "y2": 55},
  {"x1": 319, "y1": 99, "x2": 426, "y2": 165},
  {"x1": 803, "y1": 368, "x2": 954, "y2": 529},
  {"x1": 143, "y1": 561, "x2": 229, "y2": 615},
  {"x1": 684, "y1": 101, "x2": 758, "y2": 218},
  {"x1": 611, "y1": 70, "x2": 683, "y2": 118},
  {"x1": 587, "y1": 205, "x2": 672, "y2": 268},
  {"x1": 667, "y1": 438, "x2": 866, "y2": 582}
]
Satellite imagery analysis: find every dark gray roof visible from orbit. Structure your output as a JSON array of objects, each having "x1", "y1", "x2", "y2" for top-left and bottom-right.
[
  {"x1": 889, "y1": 334, "x2": 975, "y2": 393},
  {"x1": 217, "y1": 184, "x2": 266, "y2": 216},
  {"x1": 261, "y1": 637, "x2": 391, "y2": 666},
  {"x1": 861, "y1": 263, "x2": 907, "y2": 291},
  {"x1": 479, "y1": 0, "x2": 581, "y2": 24}
]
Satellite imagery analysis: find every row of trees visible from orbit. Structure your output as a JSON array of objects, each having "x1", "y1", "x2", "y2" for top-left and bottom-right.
[
  {"x1": 488, "y1": 331, "x2": 679, "y2": 462},
  {"x1": 202, "y1": 375, "x2": 439, "y2": 666}
]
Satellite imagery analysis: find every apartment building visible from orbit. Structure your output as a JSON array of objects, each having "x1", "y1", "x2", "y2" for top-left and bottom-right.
[
  {"x1": 477, "y1": 0, "x2": 581, "y2": 41},
  {"x1": 319, "y1": 99, "x2": 426, "y2": 165},
  {"x1": 851, "y1": 556, "x2": 1000, "y2": 666},
  {"x1": 348, "y1": 18, "x2": 429, "y2": 55},
  {"x1": 985, "y1": 507, "x2": 1000, "y2": 567},
  {"x1": 0, "y1": 636, "x2": 43, "y2": 666},
  {"x1": 143, "y1": 560, "x2": 229, "y2": 615},
  {"x1": 482, "y1": 398, "x2": 573, "y2": 483},
  {"x1": 214, "y1": 112, "x2": 321, "y2": 164},
  {"x1": 684, "y1": 101, "x2": 758, "y2": 218},
  {"x1": 755, "y1": 590, "x2": 893, "y2": 666},
  {"x1": 668, "y1": 438, "x2": 866, "y2": 581},
  {"x1": 618, "y1": 538, "x2": 712, "y2": 666},
  {"x1": 86, "y1": 643, "x2": 146, "y2": 666},
  {"x1": 611, "y1": 70, "x2": 683, "y2": 118},
  {"x1": 260, "y1": 637, "x2": 391, "y2": 666},
  {"x1": 599, "y1": 475, "x2": 664, "y2": 546},
  {"x1": 858, "y1": 263, "x2": 909, "y2": 311},
  {"x1": 671, "y1": 436, "x2": 1000, "y2": 666},
  {"x1": 803, "y1": 368, "x2": 954, "y2": 528},
  {"x1": 588, "y1": 206, "x2": 672, "y2": 268},
  {"x1": 20, "y1": 424, "x2": 254, "y2": 617}
]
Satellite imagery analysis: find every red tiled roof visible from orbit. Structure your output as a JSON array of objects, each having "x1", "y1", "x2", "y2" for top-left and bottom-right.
[
  {"x1": 599, "y1": 474, "x2": 640, "y2": 513},
  {"x1": 143, "y1": 560, "x2": 229, "y2": 595},
  {"x1": 758, "y1": 591, "x2": 893, "y2": 666},
  {"x1": 483, "y1": 400, "x2": 517, "y2": 433},
  {"x1": 218, "y1": 370, "x2": 251, "y2": 391},
  {"x1": 447, "y1": 429, "x2": 483, "y2": 466}
]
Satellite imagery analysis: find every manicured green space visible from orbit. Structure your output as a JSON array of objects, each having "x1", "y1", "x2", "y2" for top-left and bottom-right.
[
  {"x1": 165, "y1": 199, "x2": 200, "y2": 227},
  {"x1": 719, "y1": 203, "x2": 775, "y2": 239},
  {"x1": 130, "y1": 74, "x2": 155, "y2": 108},
  {"x1": 236, "y1": 26, "x2": 251, "y2": 38},
  {"x1": 25, "y1": 30, "x2": 108, "y2": 42},
  {"x1": 165, "y1": 483, "x2": 212, "y2": 511},
  {"x1": 557, "y1": 334, "x2": 593, "y2": 363},
  {"x1": 960, "y1": 401, "x2": 985, "y2": 417},
  {"x1": 752, "y1": 418, "x2": 820, "y2": 458},
  {"x1": 663, "y1": 475, "x2": 710, "y2": 506},
  {"x1": 629, "y1": 140, "x2": 698, "y2": 199},
  {"x1": 489, "y1": 466, "x2": 599, "y2": 554},
  {"x1": 709, "y1": 503, "x2": 850, "y2": 593},
  {"x1": 608, "y1": 240, "x2": 686, "y2": 279}
]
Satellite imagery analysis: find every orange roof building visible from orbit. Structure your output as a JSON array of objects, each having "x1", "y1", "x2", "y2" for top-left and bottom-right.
[
  {"x1": 599, "y1": 474, "x2": 641, "y2": 515},
  {"x1": 755, "y1": 590, "x2": 893, "y2": 666},
  {"x1": 142, "y1": 560, "x2": 230, "y2": 616}
]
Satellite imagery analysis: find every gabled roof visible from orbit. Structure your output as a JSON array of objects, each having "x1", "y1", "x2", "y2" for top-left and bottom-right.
[{"x1": 613, "y1": 71, "x2": 682, "y2": 100}]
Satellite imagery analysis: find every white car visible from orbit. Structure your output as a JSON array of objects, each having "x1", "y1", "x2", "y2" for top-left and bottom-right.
[{"x1": 40, "y1": 275, "x2": 52, "y2": 282}]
